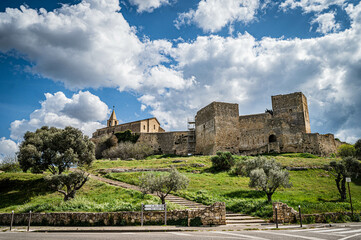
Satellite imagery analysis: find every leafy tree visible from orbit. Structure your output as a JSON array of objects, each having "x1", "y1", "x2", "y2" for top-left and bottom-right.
[
  {"x1": 18, "y1": 126, "x2": 95, "y2": 174},
  {"x1": 245, "y1": 156, "x2": 292, "y2": 202},
  {"x1": 139, "y1": 168, "x2": 189, "y2": 204},
  {"x1": 114, "y1": 130, "x2": 140, "y2": 143},
  {"x1": 338, "y1": 144, "x2": 356, "y2": 158},
  {"x1": 46, "y1": 170, "x2": 89, "y2": 201},
  {"x1": 327, "y1": 157, "x2": 361, "y2": 201},
  {"x1": 211, "y1": 151, "x2": 235, "y2": 171},
  {"x1": 355, "y1": 139, "x2": 361, "y2": 160}
]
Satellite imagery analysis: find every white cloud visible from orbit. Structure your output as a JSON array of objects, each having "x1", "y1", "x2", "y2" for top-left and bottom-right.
[
  {"x1": 0, "y1": 0, "x2": 190, "y2": 92},
  {"x1": 311, "y1": 11, "x2": 341, "y2": 34},
  {"x1": 0, "y1": 137, "x2": 18, "y2": 161},
  {"x1": 280, "y1": 0, "x2": 347, "y2": 13},
  {"x1": 139, "y1": 2, "x2": 361, "y2": 143},
  {"x1": 129, "y1": 0, "x2": 171, "y2": 13},
  {"x1": 10, "y1": 91, "x2": 110, "y2": 140},
  {"x1": 175, "y1": 0, "x2": 260, "y2": 32}
]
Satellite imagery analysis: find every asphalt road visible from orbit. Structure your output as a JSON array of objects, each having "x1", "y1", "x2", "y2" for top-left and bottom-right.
[{"x1": 1, "y1": 224, "x2": 361, "y2": 240}]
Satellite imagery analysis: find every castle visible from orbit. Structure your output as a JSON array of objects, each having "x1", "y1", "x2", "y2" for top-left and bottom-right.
[{"x1": 92, "y1": 92, "x2": 342, "y2": 156}]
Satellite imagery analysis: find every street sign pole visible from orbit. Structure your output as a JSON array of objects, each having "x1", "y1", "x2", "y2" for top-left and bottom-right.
[
  {"x1": 141, "y1": 204, "x2": 144, "y2": 226},
  {"x1": 346, "y1": 178, "x2": 353, "y2": 216}
]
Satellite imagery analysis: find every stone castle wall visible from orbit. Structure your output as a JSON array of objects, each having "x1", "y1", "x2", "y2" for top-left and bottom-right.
[
  {"x1": 272, "y1": 202, "x2": 356, "y2": 223},
  {"x1": 138, "y1": 131, "x2": 189, "y2": 156},
  {"x1": 0, "y1": 202, "x2": 226, "y2": 227}
]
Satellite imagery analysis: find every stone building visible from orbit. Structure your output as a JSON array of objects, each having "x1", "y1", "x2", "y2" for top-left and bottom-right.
[{"x1": 92, "y1": 92, "x2": 341, "y2": 156}]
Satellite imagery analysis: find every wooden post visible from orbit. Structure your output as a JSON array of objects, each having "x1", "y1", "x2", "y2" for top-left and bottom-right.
[
  {"x1": 275, "y1": 205, "x2": 278, "y2": 229},
  {"x1": 27, "y1": 211, "x2": 32, "y2": 232},
  {"x1": 10, "y1": 211, "x2": 14, "y2": 231},
  {"x1": 298, "y1": 205, "x2": 302, "y2": 227},
  {"x1": 141, "y1": 204, "x2": 144, "y2": 226},
  {"x1": 164, "y1": 204, "x2": 167, "y2": 226}
]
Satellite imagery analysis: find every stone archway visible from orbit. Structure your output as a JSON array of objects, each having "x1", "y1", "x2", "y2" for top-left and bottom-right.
[{"x1": 269, "y1": 134, "x2": 277, "y2": 143}]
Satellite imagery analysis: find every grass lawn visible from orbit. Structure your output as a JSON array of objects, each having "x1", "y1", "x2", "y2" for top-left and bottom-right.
[
  {"x1": 100, "y1": 154, "x2": 360, "y2": 219},
  {"x1": 0, "y1": 172, "x2": 182, "y2": 213}
]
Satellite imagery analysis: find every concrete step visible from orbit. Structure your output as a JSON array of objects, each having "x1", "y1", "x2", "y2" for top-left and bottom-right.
[
  {"x1": 226, "y1": 219, "x2": 267, "y2": 224},
  {"x1": 226, "y1": 213, "x2": 248, "y2": 217},
  {"x1": 226, "y1": 216, "x2": 259, "y2": 220}
]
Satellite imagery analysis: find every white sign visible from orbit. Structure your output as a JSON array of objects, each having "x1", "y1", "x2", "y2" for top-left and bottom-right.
[
  {"x1": 346, "y1": 177, "x2": 351, "y2": 182},
  {"x1": 144, "y1": 204, "x2": 165, "y2": 211}
]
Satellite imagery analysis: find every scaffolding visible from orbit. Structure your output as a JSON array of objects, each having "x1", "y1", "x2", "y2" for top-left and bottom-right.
[{"x1": 187, "y1": 118, "x2": 196, "y2": 155}]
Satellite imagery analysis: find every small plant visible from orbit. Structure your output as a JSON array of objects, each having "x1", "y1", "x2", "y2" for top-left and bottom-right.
[{"x1": 211, "y1": 151, "x2": 235, "y2": 172}]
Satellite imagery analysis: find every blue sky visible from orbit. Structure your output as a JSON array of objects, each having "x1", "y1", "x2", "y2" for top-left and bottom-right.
[{"x1": 0, "y1": 0, "x2": 361, "y2": 159}]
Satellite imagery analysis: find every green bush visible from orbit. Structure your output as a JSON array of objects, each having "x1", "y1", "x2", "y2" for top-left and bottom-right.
[
  {"x1": 303, "y1": 215, "x2": 315, "y2": 224},
  {"x1": 338, "y1": 144, "x2": 356, "y2": 158},
  {"x1": 355, "y1": 139, "x2": 361, "y2": 160},
  {"x1": 190, "y1": 217, "x2": 202, "y2": 226},
  {"x1": 211, "y1": 151, "x2": 235, "y2": 171},
  {"x1": 230, "y1": 160, "x2": 245, "y2": 176},
  {"x1": 351, "y1": 213, "x2": 360, "y2": 222},
  {"x1": 0, "y1": 156, "x2": 21, "y2": 172},
  {"x1": 114, "y1": 130, "x2": 140, "y2": 143},
  {"x1": 102, "y1": 142, "x2": 153, "y2": 160}
]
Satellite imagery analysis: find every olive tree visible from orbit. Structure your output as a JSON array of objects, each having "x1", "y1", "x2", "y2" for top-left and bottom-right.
[
  {"x1": 18, "y1": 126, "x2": 95, "y2": 174},
  {"x1": 139, "y1": 168, "x2": 189, "y2": 204},
  {"x1": 46, "y1": 170, "x2": 89, "y2": 201},
  {"x1": 326, "y1": 157, "x2": 361, "y2": 201},
  {"x1": 245, "y1": 156, "x2": 292, "y2": 202}
]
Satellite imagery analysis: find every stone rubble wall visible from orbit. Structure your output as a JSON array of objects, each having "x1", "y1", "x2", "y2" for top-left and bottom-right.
[
  {"x1": 272, "y1": 202, "x2": 356, "y2": 223},
  {"x1": 0, "y1": 202, "x2": 226, "y2": 227}
]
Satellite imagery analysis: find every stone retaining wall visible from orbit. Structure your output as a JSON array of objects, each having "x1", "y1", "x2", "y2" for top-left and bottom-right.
[
  {"x1": 0, "y1": 202, "x2": 226, "y2": 227},
  {"x1": 272, "y1": 202, "x2": 356, "y2": 223}
]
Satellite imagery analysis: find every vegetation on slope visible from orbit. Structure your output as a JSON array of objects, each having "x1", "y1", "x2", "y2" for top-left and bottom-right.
[{"x1": 0, "y1": 173, "x2": 181, "y2": 213}]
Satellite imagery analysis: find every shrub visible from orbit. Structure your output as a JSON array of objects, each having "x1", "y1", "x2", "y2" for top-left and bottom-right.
[
  {"x1": 230, "y1": 160, "x2": 246, "y2": 176},
  {"x1": 355, "y1": 139, "x2": 361, "y2": 160},
  {"x1": 0, "y1": 156, "x2": 21, "y2": 172},
  {"x1": 211, "y1": 151, "x2": 235, "y2": 171},
  {"x1": 338, "y1": 144, "x2": 356, "y2": 158},
  {"x1": 102, "y1": 142, "x2": 153, "y2": 160},
  {"x1": 114, "y1": 130, "x2": 139, "y2": 143}
]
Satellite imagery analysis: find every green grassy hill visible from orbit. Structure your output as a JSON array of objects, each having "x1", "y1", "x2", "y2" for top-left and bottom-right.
[{"x1": 1, "y1": 153, "x2": 360, "y2": 221}]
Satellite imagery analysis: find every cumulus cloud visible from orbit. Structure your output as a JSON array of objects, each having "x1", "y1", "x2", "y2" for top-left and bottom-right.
[
  {"x1": 10, "y1": 91, "x2": 110, "y2": 140},
  {"x1": 139, "y1": 2, "x2": 361, "y2": 143},
  {"x1": 280, "y1": 0, "x2": 347, "y2": 13},
  {"x1": 0, "y1": 137, "x2": 18, "y2": 161},
  {"x1": 175, "y1": 0, "x2": 260, "y2": 32},
  {"x1": 311, "y1": 11, "x2": 341, "y2": 34},
  {"x1": 129, "y1": 0, "x2": 171, "y2": 13},
  {"x1": 0, "y1": 0, "x2": 190, "y2": 92}
]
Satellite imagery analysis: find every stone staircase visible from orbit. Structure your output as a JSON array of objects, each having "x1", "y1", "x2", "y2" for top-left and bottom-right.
[
  {"x1": 90, "y1": 173, "x2": 266, "y2": 224},
  {"x1": 165, "y1": 195, "x2": 207, "y2": 210},
  {"x1": 226, "y1": 212, "x2": 267, "y2": 225},
  {"x1": 89, "y1": 174, "x2": 207, "y2": 210}
]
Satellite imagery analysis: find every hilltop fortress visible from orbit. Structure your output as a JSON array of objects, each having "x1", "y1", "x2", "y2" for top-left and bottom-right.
[{"x1": 92, "y1": 92, "x2": 342, "y2": 156}]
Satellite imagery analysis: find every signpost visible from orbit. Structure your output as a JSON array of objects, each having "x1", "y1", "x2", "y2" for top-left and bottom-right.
[
  {"x1": 141, "y1": 204, "x2": 167, "y2": 226},
  {"x1": 346, "y1": 177, "x2": 353, "y2": 215}
]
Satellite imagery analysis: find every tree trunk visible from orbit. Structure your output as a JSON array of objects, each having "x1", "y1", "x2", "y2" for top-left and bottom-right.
[
  {"x1": 341, "y1": 178, "x2": 347, "y2": 201},
  {"x1": 267, "y1": 192, "x2": 272, "y2": 203},
  {"x1": 160, "y1": 196, "x2": 166, "y2": 205}
]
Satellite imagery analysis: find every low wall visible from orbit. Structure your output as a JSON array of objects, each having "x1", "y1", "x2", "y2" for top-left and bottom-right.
[
  {"x1": 0, "y1": 202, "x2": 226, "y2": 227},
  {"x1": 272, "y1": 202, "x2": 356, "y2": 223}
]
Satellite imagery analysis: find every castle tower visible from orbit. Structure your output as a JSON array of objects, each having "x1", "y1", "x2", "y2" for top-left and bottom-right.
[
  {"x1": 107, "y1": 107, "x2": 119, "y2": 127},
  {"x1": 195, "y1": 102, "x2": 240, "y2": 155},
  {"x1": 271, "y1": 92, "x2": 311, "y2": 133}
]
